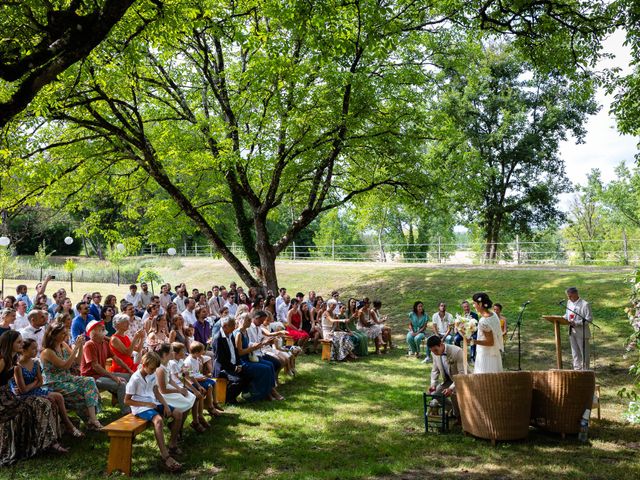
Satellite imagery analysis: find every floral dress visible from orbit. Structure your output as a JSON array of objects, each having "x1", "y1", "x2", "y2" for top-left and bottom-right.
[
  {"x1": 42, "y1": 347, "x2": 101, "y2": 415},
  {"x1": 321, "y1": 313, "x2": 354, "y2": 361},
  {"x1": 357, "y1": 310, "x2": 384, "y2": 339},
  {"x1": 0, "y1": 365, "x2": 61, "y2": 466}
]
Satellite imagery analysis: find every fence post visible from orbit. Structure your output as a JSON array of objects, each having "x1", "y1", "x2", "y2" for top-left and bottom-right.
[
  {"x1": 209, "y1": 243, "x2": 213, "y2": 256},
  {"x1": 292, "y1": 242, "x2": 296, "y2": 260},
  {"x1": 332, "y1": 239, "x2": 335, "y2": 261},
  {"x1": 151, "y1": 245, "x2": 154, "y2": 256},
  {"x1": 516, "y1": 235, "x2": 521, "y2": 265},
  {"x1": 183, "y1": 241, "x2": 187, "y2": 256},
  {"x1": 623, "y1": 230, "x2": 629, "y2": 265},
  {"x1": 195, "y1": 243, "x2": 199, "y2": 256},
  {"x1": 437, "y1": 236, "x2": 442, "y2": 264}
]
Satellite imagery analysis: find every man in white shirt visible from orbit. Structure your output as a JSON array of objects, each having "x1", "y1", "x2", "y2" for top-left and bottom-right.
[
  {"x1": 565, "y1": 287, "x2": 593, "y2": 371},
  {"x1": 19, "y1": 309, "x2": 47, "y2": 353},
  {"x1": 224, "y1": 295, "x2": 238, "y2": 317},
  {"x1": 181, "y1": 298, "x2": 197, "y2": 326},
  {"x1": 276, "y1": 294, "x2": 290, "y2": 325},
  {"x1": 13, "y1": 300, "x2": 29, "y2": 330},
  {"x1": 139, "y1": 282, "x2": 153, "y2": 309},
  {"x1": 173, "y1": 287, "x2": 187, "y2": 313},
  {"x1": 427, "y1": 335, "x2": 465, "y2": 418},
  {"x1": 275, "y1": 288, "x2": 287, "y2": 312},
  {"x1": 125, "y1": 284, "x2": 143, "y2": 312},
  {"x1": 208, "y1": 286, "x2": 224, "y2": 318}
]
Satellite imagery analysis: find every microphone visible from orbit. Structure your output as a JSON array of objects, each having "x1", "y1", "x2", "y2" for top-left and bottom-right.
[{"x1": 521, "y1": 300, "x2": 531, "y2": 307}]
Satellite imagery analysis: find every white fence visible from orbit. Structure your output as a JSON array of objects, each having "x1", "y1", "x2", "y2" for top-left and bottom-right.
[{"x1": 139, "y1": 237, "x2": 640, "y2": 265}]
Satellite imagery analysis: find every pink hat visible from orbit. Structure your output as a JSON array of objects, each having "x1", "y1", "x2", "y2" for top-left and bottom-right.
[{"x1": 86, "y1": 320, "x2": 105, "y2": 335}]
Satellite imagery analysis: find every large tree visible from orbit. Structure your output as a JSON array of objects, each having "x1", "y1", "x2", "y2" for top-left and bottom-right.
[
  {"x1": 0, "y1": 0, "x2": 160, "y2": 127},
  {"x1": 9, "y1": 0, "x2": 450, "y2": 291},
  {"x1": 430, "y1": 44, "x2": 598, "y2": 260}
]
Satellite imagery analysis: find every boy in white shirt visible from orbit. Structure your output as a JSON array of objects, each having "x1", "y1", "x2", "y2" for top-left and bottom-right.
[{"x1": 124, "y1": 352, "x2": 183, "y2": 472}]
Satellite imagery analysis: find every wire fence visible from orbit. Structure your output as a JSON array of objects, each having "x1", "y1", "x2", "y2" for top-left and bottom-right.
[{"x1": 139, "y1": 236, "x2": 640, "y2": 266}]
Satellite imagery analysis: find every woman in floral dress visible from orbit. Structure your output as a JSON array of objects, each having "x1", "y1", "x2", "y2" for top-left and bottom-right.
[
  {"x1": 40, "y1": 323, "x2": 103, "y2": 429},
  {"x1": 357, "y1": 298, "x2": 384, "y2": 355},
  {"x1": 321, "y1": 300, "x2": 355, "y2": 361},
  {"x1": 0, "y1": 330, "x2": 66, "y2": 465}
]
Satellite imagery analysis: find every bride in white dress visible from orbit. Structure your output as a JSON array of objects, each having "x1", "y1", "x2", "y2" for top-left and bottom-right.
[{"x1": 471, "y1": 293, "x2": 504, "y2": 374}]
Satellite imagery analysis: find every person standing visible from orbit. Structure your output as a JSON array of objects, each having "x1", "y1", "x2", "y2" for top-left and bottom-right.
[
  {"x1": 565, "y1": 287, "x2": 592, "y2": 371},
  {"x1": 471, "y1": 293, "x2": 503, "y2": 374}
]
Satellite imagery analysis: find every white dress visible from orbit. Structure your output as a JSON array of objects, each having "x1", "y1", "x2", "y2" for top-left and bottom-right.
[
  {"x1": 474, "y1": 313, "x2": 504, "y2": 374},
  {"x1": 158, "y1": 366, "x2": 196, "y2": 413}
]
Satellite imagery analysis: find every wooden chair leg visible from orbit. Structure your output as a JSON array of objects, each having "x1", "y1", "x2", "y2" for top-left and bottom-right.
[
  {"x1": 214, "y1": 377, "x2": 228, "y2": 404},
  {"x1": 106, "y1": 434, "x2": 134, "y2": 476},
  {"x1": 321, "y1": 342, "x2": 331, "y2": 361}
]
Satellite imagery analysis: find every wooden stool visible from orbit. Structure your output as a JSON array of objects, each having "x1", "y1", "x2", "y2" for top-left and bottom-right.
[
  {"x1": 103, "y1": 414, "x2": 149, "y2": 476},
  {"x1": 285, "y1": 336, "x2": 295, "y2": 347},
  {"x1": 320, "y1": 339, "x2": 332, "y2": 361},
  {"x1": 214, "y1": 377, "x2": 228, "y2": 404}
]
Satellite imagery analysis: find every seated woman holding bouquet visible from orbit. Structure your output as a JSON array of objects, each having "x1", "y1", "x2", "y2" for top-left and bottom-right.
[{"x1": 321, "y1": 300, "x2": 356, "y2": 361}]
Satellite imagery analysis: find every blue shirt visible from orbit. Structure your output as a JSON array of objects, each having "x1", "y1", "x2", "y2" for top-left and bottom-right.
[
  {"x1": 71, "y1": 314, "x2": 96, "y2": 342},
  {"x1": 16, "y1": 293, "x2": 32, "y2": 310}
]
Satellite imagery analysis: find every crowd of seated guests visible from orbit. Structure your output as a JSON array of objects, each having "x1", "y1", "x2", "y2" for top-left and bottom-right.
[
  {"x1": 406, "y1": 300, "x2": 508, "y2": 364},
  {"x1": 0, "y1": 278, "x2": 392, "y2": 468}
]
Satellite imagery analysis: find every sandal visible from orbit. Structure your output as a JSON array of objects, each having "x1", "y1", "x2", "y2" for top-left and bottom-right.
[
  {"x1": 86, "y1": 422, "x2": 103, "y2": 431},
  {"x1": 51, "y1": 443, "x2": 69, "y2": 454},
  {"x1": 70, "y1": 427, "x2": 85, "y2": 438},
  {"x1": 190, "y1": 422, "x2": 206, "y2": 433},
  {"x1": 169, "y1": 445, "x2": 183, "y2": 456},
  {"x1": 213, "y1": 403, "x2": 224, "y2": 412},
  {"x1": 161, "y1": 455, "x2": 182, "y2": 473}
]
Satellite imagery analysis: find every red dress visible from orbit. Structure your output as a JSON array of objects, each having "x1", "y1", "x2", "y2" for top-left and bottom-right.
[
  {"x1": 286, "y1": 311, "x2": 310, "y2": 341},
  {"x1": 109, "y1": 334, "x2": 138, "y2": 373}
]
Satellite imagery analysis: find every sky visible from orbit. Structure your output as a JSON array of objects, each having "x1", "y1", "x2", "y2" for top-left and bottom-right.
[
  {"x1": 454, "y1": 30, "x2": 638, "y2": 233},
  {"x1": 558, "y1": 29, "x2": 638, "y2": 210}
]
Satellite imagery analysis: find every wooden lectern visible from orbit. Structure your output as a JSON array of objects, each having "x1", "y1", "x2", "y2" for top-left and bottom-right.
[{"x1": 542, "y1": 315, "x2": 570, "y2": 369}]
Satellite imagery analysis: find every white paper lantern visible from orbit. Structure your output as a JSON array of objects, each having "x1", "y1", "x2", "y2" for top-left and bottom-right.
[
  {"x1": 64, "y1": 236, "x2": 74, "y2": 245},
  {"x1": 167, "y1": 247, "x2": 177, "y2": 256},
  {"x1": 116, "y1": 243, "x2": 125, "y2": 252},
  {"x1": 0, "y1": 236, "x2": 10, "y2": 247}
]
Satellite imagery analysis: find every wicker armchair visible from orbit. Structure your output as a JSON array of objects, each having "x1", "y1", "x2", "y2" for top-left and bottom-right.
[
  {"x1": 530, "y1": 370, "x2": 595, "y2": 436},
  {"x1": 454, "y1": 371, "x2": 533, "y2": 445}
]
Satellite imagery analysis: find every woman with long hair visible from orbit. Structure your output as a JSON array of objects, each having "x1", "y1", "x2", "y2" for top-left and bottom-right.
[
  {"x1": 406, "y1": 301, "x2": 428, "y2": 359},
  {"x1": 0, "y1": 331, "x2": 67, "y2": 465},
  {"x1": 357, "y1": 298, "x2": 384, "y2": 355},
  {"x1": 40, "y1": 324, "x2": 103, "y2": 430}
]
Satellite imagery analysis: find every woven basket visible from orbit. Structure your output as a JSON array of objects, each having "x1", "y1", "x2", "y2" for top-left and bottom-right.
[
  {"x1": 531, "y1": 370, "x2": 595, "y2": 435},
  {"x1": 454, "y1": 371, "x2": 532, "y2": 443}
]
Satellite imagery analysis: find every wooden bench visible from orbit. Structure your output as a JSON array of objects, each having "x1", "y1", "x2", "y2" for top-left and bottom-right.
[
  {"x1": 103, "y1": 414, "x2": 149, "y2": 476},
  {"x1": 320, "y1": 339, "x2": 332, "y2": 361},
  {"x1": 104, "y1": 376, "x2": 227, "y2": 476}
]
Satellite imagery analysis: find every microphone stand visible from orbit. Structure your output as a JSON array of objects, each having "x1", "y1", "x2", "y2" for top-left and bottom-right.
[
  {"x1": 509, "y1": 302, "x2": 529, "y2": 371},
  {"x1": 562, "y1": 301, "x2": 599, "y2": 371}
]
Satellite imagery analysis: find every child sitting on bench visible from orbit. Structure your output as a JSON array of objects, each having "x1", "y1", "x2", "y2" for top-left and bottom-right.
[{"x1": 124, "y1": 351, "x2": 183, "y2": 472}]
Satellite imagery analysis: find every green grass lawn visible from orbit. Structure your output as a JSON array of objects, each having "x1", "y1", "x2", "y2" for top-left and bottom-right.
[{"x1": 2, "y1": 261, "x2": 640, "y2": 479}]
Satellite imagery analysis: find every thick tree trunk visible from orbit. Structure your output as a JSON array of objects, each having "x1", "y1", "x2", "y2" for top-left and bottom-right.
[{"x1": 254, "y1": 214, "x2": 279, "y2": 293}]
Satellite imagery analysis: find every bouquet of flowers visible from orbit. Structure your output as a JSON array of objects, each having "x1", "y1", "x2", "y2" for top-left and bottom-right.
[{"x1": 454, "y1": 314, "x2": 477, "y2": 340}]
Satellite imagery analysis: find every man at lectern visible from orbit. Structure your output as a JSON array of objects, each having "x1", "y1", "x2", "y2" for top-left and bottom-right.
[{"x1": 564, "y1": 287, "x2": 592, "y2": 370}]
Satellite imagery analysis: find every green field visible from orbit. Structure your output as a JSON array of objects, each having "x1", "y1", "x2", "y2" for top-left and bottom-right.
[{"x1": 2, "y1": 260, "x2": 639, "y2": 479}]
